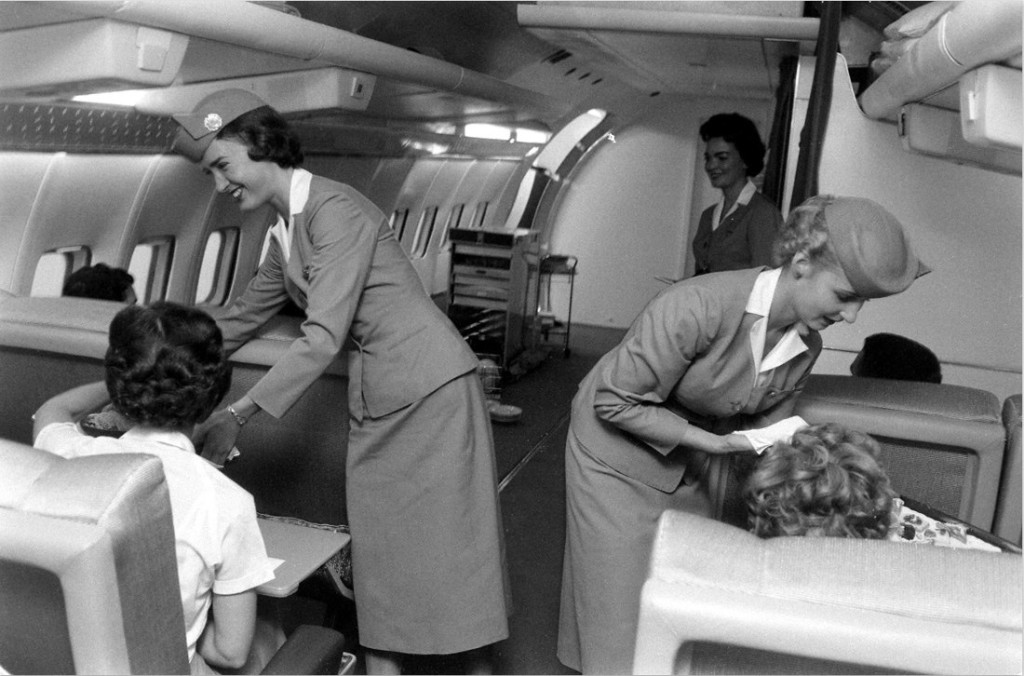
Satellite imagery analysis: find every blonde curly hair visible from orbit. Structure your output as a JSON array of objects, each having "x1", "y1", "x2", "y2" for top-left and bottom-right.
[
  {"x1": 743, "y1": 423, "x2": 896, "y2": 539},
  {"x1": 771, "y1": 195, "x2": 843, "y2": 270}
]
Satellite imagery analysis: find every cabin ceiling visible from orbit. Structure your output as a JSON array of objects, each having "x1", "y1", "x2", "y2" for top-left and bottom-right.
[{"x1": 0, "y1": 1, "x2": 924, "y2": 131}]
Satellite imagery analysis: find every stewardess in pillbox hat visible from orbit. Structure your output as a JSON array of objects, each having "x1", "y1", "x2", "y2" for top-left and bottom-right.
[
  {"x1": 171, "y1": 89, "x2": 268, "y2": 162},
  {"x1": 823, "y1": 196, "x2": 930, "y2": 299}
]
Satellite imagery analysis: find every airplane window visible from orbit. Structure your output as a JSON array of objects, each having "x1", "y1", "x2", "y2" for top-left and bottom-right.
[
  {"x1": 129, "y1": 237, "x2": 174, "y2": 304},
  {"x1": 412, "y1": 207, "x2": 439, "y2": 258},
  {"x1": 31, "y1": 247, "x2": 89, "y2": 297},
  {"x1": 441, "y1": 204, "x2": 466, "y2": 244},
  {"x1": 391, "y1": 209, "x2": 411, "y2": 240},
  {"x1": 515, "y1": 128, "x2": 551, "y2": 145},
  {"x1": 465, "y1": 123, "x2": 512, "y2": 141},
  {"x1": 473, "y1": 201, "x2": 490, "y2": 228},
  {"x1": 195, "y1": 229, "x2": 239, "y2": 306}
]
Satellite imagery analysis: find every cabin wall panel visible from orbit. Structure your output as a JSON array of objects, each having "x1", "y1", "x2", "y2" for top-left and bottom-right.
[
  {"x1": 8, "y1": 153, "x2": 158, "y2": 295},
  {"x1": 365, "y1": 157, "x2": 417, "y2": 215},
  {"x1": 303, "y1": 155, "x2": 380, "y2": 196},
  {"x1": 0, "y1": 152, "x2": 53, "y2": 293},
  {"x1": 133, "y1": 155, "x2": 218, "y2": 303},
  {"x1": 547, "y1": 96, "x2": 774, "y2": 328},
  {"x1": 788, "y1": 58, "x2": 1022, "y2": 397}
]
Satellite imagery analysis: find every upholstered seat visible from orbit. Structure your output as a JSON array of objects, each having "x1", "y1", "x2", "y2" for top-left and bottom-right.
[
  {"x1": 633, "y1": 510, "x2": 1023, "y2": 675},
  {"x1": 793, "y1": 374, "x2": 1006, "y2": 530},
  {"x1": 0, "y1": 437, "x2": 348, "y2": 675},
  {"x1": 994, "y1": 394, "x2": 1022, "y2": 545},
  {"x1": 0, "y1": 438, "x2": 189, "y2": 674}
]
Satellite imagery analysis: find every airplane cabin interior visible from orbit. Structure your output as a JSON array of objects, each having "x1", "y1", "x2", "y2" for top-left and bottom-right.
[{"x1": 0, "y1": 1, "x2": 1021, "y2": 674}]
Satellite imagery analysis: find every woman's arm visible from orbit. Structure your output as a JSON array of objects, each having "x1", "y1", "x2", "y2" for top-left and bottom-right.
[
  {"x1": 198, "y1": 190, "x2": 376, "y2": 460},
  {"x1": 215, "y1": 238, "x2": 291, "y2": 355},
  {"x1": 196, "y1": 589, "x2": 258, "y2": 670},
  {"x1": 592, "y1": 286, "x2": 753, "y2": 456},
  {"x1": 242, "y1": 191, "x2": 377, "y2": 418},
  {"x1": 32, "y1": 381, "x2": 109, "y2": 441},
  {"x1": 193, "y1": 395, "x2": 261, "y2": 465}
]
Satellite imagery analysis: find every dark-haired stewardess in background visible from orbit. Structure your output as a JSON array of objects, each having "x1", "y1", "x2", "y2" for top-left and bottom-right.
[
  {"x1": 171, "y1": 89, "x2": 508, "y2": 675},
  {"x1": 558, "y1": 195, "x2": 928, "y2": 674},
  {"x1": 691, "y1": 112, "x2": 784, "y2": 275}
]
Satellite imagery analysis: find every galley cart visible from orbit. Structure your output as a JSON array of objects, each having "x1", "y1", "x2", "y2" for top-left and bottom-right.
[
  {"x1": 536, "y1": 254, "x2": 577, "y2": 357},
  {"x1": 447, "y1": 227, "x2": 540, "y2": 369}
]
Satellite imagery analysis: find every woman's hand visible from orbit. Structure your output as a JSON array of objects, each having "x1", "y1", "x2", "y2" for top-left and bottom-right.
[
  {"x1": 679, "y1": 424, "x2": 757, "y2": 456},
  {"x1": 193, "y1": 409, "x2": 242, "y2": 466},
  {"x1": 720, "y1": 433, "x2": 757, "y2": 454}
]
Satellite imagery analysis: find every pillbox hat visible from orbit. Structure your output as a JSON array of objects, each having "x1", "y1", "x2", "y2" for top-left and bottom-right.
[
  {"x1": 824, "y1": 197, "x2": 929, "y2": 299},
  {"x1": 171, "y1": 89, "x2": 268, "y2": 162}
]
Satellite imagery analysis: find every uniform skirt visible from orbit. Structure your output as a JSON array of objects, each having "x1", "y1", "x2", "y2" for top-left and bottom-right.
[
  {"x1": 346, "y1": 370, "x2": 510, "y2": 654},
  {"x1": 557, "y1": 427, "x2": 712, "y2": 675}
]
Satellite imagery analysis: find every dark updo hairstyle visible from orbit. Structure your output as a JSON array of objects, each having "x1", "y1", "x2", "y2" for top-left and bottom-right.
[
  {"x1": 852, "y1": 332, "x2": 942, "y2": 384},
  {"x1": 63, "y1": 263, "x2": 135, "y2": 302},
  {"x1": 105, "y1": 302, "x2": 232, "y2": 429},
  {"x1": 218, "y1": 105, "x2": 304, "y2": 168},
  {"x1": 744, "y1": 423, "x2": 897, "y2": 540},
  {"x1": 699, "y1": 112, "x2": 766, "y2": 177}
]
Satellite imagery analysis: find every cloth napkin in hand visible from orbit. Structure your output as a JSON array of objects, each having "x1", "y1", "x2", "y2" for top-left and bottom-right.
[{"x1": 735, "y1": 416, "x2": 808, "y2": 454}]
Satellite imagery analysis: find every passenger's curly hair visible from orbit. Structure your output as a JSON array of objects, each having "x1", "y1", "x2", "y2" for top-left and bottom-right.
[
  {"x1": 771, "y1": 195, "x2": 842, "y2": 269},
  {"x1": 105, "y1": 302, "x2": 232, "y2": 429},
  {"x1": 743, "y1": 423, "x2": 896, "y2": 539},
  {"x1": 219, "y1": 105, "x2": 304, "y2": 168}
]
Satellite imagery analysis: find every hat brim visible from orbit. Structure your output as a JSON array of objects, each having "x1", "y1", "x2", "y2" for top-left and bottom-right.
[{"x1": 171, "y1": 125, "x2": 214, "y2": 163}]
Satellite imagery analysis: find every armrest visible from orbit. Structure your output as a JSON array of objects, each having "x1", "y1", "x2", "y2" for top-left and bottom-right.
[{"x1": 261, "y1": 624, "x2": 347, "y2": 675}]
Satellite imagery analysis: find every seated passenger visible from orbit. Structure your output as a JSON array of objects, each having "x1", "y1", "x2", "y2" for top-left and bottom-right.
[
  {"x1": 62, "y1": 262, "x2": 137, "y2": 304},
  {"x1": 850, "y1": 332, "x2": 942, "y2": 383},
  {"x1": 744, "y1": 422, "x2": 897, "y2": 539},
  {"x1": 32, "y1": 302, "x2": 276, "y2": 673}
]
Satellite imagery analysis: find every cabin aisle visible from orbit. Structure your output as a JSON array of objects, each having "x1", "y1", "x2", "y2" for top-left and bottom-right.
[
  {"x1": 396, "y1": 324, "x2": 623, "y2": 675},
  {"x1": 491, "y1": 325, "x2": 624, "y2": 675}
]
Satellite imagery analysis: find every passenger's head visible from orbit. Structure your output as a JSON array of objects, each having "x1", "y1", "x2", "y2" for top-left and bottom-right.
[
  {"x1": 744, "y1": 423, "x2": 897, "y2": 540},
  {"x1": 851, "y1": 332, "x2": 942, "y2": 384},
  {"x1": 62, "y1": 263, "x2": 136, "y2": 303},
  {"x1": 171, "y1": 88, "x2": 303, "y2": 168},
  {"x1": 700, "y1": 112, "x2": 766, "y2": 185},
  {"x1": 105, "y1": 302, "x2": 232, "y2": 429}
]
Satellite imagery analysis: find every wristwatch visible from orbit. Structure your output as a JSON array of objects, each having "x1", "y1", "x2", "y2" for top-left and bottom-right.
[{"x1": 226, "y1": 404, "x2": 249, "y2": 427}]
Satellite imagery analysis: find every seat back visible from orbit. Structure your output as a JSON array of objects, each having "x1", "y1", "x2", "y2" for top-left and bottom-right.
[
  {"x1": 793, "y1": 374, "x2": 1006, "y2": 530},
  {"x1": 0, "y1": 438, "x2": 189, "y2": 675},
  {"x1": 994, "y1": 394, "x2": 1022, "y2": 545},
  {"x1": 633, "y1": 510, "x2": 1023, "y2": 675}
]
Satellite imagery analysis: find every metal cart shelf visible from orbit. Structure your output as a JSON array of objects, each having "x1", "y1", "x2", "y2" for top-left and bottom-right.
[{"x1": 536, "y1": 254, "x2": 577, "y2": 357}]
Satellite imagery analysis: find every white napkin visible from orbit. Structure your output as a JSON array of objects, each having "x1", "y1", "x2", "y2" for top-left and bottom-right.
[
  {"x1": 735, "y1": 416, "x2": 808, "y2": 454},
  {"x1": 206, "y1": 446, "x2": 242, "y2": 470}
]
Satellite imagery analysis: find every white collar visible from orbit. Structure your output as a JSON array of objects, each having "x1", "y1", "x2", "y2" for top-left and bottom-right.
[
  {"x1": 289, "y1": 168, "x2": 313, "y2": 218},
  {"x1": 269, "y1": 168, "x2": 312, "y2": 262},
  {"x1": 745, "y1": 268, "x2": 808, "y2": 374},
  {"x1": 712, "y1": 179, "x2": 757, "y2": 229},
  {"x1": 121, "y1": 426, "x2": 196, "y2": 454}
]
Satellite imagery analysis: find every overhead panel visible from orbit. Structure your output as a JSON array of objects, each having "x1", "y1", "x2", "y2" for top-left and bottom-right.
[
  {"x1": 518, "y1": 2, "x2": 817, "y2": 99},
  {"x1": 0, "y1": 19, "x2": 188, "y2": 97}
]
